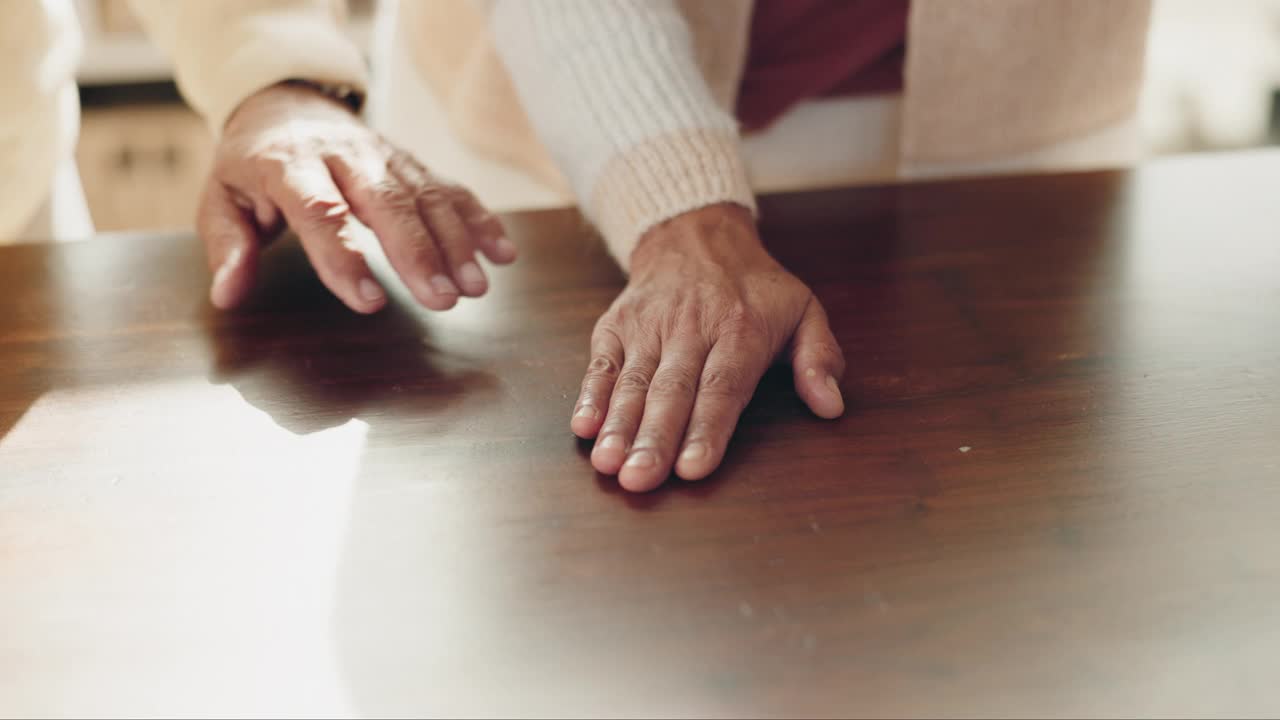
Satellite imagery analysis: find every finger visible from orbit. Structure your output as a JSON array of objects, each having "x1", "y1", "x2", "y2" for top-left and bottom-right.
[
  {"x1": 571, "y1": 328, "x2": 623, "y2": 439},
  {"x1": 243, "y1": 193, "x2": 283, "y2": 240},
  {"x1": 421, "y1": 189, "x2": 488, "y2": 297},
  {"x1": 262, "y1": 156, "x2": 387, "y2": 314},
  {"x1": 198, "y1": 181, "x2": 260, "y2": 310},
  {"x1": 387, "y1": 154, "x2": 487, "y2": 297},
  {"x1": 674, "y1": 338, "x2": 770, "y2": 482},
  {"x1": 327, "y1": 152, "x2": 459, "y2": 311},
  {"x1": 449, "y1": 186, "x2": 516, "y2": 265},
  {"x1": 789, "y1": 297, "x2": 846, "y2": 419},
  {"x1": 590, "y1": 339, "x2": 660, "y2": 477},
  {"x1": 618, "y1": 342, "x2": 709, "y2": 493}
]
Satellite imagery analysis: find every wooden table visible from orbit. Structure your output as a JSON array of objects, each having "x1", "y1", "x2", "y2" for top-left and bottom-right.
[{"x1": 2, "y1": 151, "x2": 1279, "y2": 718}]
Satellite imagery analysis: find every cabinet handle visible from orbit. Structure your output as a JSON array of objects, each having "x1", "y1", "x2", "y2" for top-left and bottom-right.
[
  {"x1": 111, "y1": 145, "x2": 184, "y2": 172},
  {"x1": 115, "y1": 146, "x2": 134, "y2": 171}
]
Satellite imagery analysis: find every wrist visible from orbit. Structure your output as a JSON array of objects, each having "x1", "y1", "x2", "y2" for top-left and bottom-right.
[
  {"x1": 225, "y1": 80, "x2": 362, "y2": 133},
  {"x1": 276, "y1": 79, "x2": 364, "y2": 114},
  {"x1": 629, "y1": 203, "x2": 765, "y2": 277}
]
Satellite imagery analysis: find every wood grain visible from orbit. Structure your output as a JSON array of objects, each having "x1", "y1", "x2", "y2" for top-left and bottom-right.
[{"x1": 2, "y1": 151, "x2": 1279, "y2": 717}]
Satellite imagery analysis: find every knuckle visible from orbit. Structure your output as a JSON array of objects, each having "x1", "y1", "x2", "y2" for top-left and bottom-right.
[
  {"x1": 812, "y1": 340, "x2": 845, "y2": 361},
  {"x1": 312, "y1": 259, "x2": 355, "y2": 290},
  {"x1": 369, "y1": 180, "x2": 417, "y2": 213},
  {"x1": 586, "y1": 354, "x2": 620, "y2": 379},
  {"x1": 721, "y1": 302, "x2": 756, "y2": 326},
  {"x1": 446, "y1": 184, "x2": 485, "y2": 213},
  {"x1": 440, "y1": 182, "x2": 469, "y2": 198},
  {"x1": 417, "y1": 184, "x2": 452, "y2": 206},
  {"x1": 300, "y1": 196, "x2": 348, "y2": 229},
  {"x1": 684, "y1": 418, "x2": 718, "y2": 442},
  {"x1": 401, "y1": 240, "x2": 440, "y2": 271},
  {"x1": 719, "y1": 306, "x2": 768, "y2": 343},
  {"x1": 430, "y1": 221, "x2": 469, "y2": 251},
  {"x1": 800, "y1": 339, "x2": 845, "y2": 368},
  {"x1": 321, "y1": 244, "x2": 364, "y2": 275},
  {"x1": 392, "y1": 147, "x2": 431, "y2": 175},
  {"x1": 382, "y1": 150, "x2": 418, "y2": 178},
  {"x1": 251, "y1": 151, "x2": 290, "y2": 177},
  {"x1": 616, "y1": 368, "x2": 653, "y2": 394},
  {"x1": 683, "y1": 417, "x2": 730, "y2": 448},
  {"x1": 632, "y1": 430, "x2": 673, "y2": 453},
  {"x1": 600, "y1": 416, "x2": 636, "y2": 437},
  {"x1": 725, "y1": 324, "x2": 766, "y2": 347},
  {"x1": 590, "y1": 319, "x2": 623, "y2": 347},
  {"x1": 649, "y1": 371, "x2": 697, "y2": 398},
  {"x1": 699, "y1": 365, "x2": 748, "y2": 398}
]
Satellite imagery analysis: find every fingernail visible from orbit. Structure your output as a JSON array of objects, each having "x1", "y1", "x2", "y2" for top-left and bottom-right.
[
  {"x1": 458, "y1": 262, "x2": 487, "y2": 293},
  {"x1": 495, "y1": 236, "x2": 517, "y2": 258},
  {"x1": 210, "y1": 247, "x2": 242, "y2": 307},
  {"x1": 430, "y1": 274, "x2": 458, "y2": 297},
  {"x1": 598, "y1": 435, "x2": 625, "y2": 451},
  {"x1": 358, "y1": 278, "x2": 384, "y2": 303},
  {"x1": 574, "y1": 405, "x2": 599, "y2": 421},
  {"x1": 826, "y1": 374, "x2": 842, "y2": 400},
  {"x1": 624, "y1": 450, "x2": 655, "y2": 468},
  {"x1": 212, "y1": 247, "x2": 242, "y2": 290},
  {"x1": 680, "y1": 442, "x2": 707, "y2": 462}
]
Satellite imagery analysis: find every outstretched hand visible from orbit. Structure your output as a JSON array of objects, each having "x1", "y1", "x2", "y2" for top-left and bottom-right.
[
  {"x1": 199, "y1": 83, "x2": 515, "y2": 313},
  {"x1": 571, "y1": 204, "x2": 845, "y2": 492}
]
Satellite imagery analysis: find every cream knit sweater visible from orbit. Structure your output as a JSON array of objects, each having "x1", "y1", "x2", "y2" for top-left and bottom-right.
[
  {"x1": 409, "y1": 0, "x2": 1151, "y2": 265},
  {"x1": 488, "y1": 1, "x2": 756, "y2": 256},
  {"x1": 4, "y1": 1, "x2": 1151, "y2": 266},
  {"x1": 1, "y1": 1, "x2": 83, "y2": 241},
  {"x1": 2, "y1": 0, "x2": 366, "y2": 242}
]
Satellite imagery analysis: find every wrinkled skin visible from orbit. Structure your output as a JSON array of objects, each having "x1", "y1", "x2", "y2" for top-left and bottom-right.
[
  {"x1": 201, "y1": 86, "x2": 843, "y2": 492},
  {"x1": 199, "y1": 83, "x2": 514, "y2": 313},
  {"x1": 571, "y1": 204, "x2": 846, "y2": 492}
]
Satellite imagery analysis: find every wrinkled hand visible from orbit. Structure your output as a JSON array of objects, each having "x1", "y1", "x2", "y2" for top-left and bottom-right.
[
  {"x1": 571, "y1": 204, "x2": 846, "y2": 492},
  {"x1": 199, "y1": 83, "x2": 515, "y2": 312}
]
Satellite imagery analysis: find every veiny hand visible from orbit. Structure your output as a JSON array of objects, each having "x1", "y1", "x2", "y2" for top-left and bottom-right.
[
  {"x1": 571, "y1": 204, "x2": 845, "y2": 492},
  {"x1": 199, "y1": 82, "x2": 515, "y2": 313}
]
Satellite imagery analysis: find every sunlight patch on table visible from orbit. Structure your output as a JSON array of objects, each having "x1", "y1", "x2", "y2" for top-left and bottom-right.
[{"x1": 0, "y1": 378, "x2": 366, "y2": 717}]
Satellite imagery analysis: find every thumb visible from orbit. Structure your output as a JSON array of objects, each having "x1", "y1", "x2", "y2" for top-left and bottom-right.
[
  {"x1": 198, "y1": 181, "x2": 260, "y2": 310},
  {"x1": 788, "y1": 297, "x2": 846, "y2": 419}
]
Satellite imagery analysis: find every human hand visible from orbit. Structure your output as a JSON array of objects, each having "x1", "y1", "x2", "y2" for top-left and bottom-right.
[
  {"x1": 199, "y1": 82, "x2": 515, "y2": 312},
  {"x1": 571, "y1": 204, "x2": 845, "y2": 492}
]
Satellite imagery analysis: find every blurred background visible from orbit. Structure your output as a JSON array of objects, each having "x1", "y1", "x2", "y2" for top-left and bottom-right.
[{"x1": 73, "y1": 0, "x2": 1280, "y2": 233}]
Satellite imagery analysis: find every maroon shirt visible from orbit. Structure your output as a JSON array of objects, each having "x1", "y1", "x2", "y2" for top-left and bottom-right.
[{"x1": 737, "y1": 0, "x2": 910, "y2": 132}]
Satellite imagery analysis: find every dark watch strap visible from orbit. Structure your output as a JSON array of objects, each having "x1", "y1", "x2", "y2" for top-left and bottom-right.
[{"x1": 280, "y1": 78, "x2": 365, "y2": 114}]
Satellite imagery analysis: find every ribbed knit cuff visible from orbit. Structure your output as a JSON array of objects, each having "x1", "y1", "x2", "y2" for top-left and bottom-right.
[{"x1": 590, "y1": 127, "x2": 757, "y2": 271}]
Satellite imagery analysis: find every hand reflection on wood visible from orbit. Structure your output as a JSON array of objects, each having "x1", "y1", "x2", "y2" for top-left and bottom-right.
[{"x1": 203, "y1": 236, "x2": 501, "y2": 437}]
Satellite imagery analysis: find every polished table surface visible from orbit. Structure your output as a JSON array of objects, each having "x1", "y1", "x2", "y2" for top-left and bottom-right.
[{"x1": 2, "y1": 151, "x2": 1279, "y2": 718}]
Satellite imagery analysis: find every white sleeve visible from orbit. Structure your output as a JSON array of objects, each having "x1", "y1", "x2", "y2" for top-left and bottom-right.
[
  {"x1": 489, "y1": 0, "x2": 755, "y2": 266},
  {"x1": 127, "y1": 0, "x2": 369, "y2": 133},
  {"x1": 0, "y1": 0, "x2": 82, "y2": 240}
]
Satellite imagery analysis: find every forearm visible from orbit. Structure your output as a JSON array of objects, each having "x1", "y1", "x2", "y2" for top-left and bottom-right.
[{"x1": 488, "y1": 0, "x2": 756, "y2": 269}]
